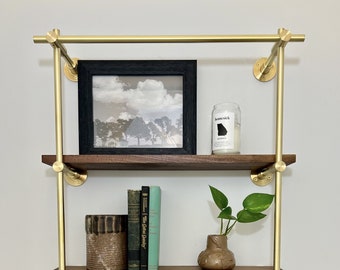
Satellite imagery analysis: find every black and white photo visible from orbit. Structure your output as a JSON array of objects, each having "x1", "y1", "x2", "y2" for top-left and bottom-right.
[{"x1": 78, "y1": 60, "x2": 197, "y2": 154}]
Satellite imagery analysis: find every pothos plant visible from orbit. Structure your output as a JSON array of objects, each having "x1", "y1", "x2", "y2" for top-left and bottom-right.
[{"x1": 209, "y1": 185, "x2": 275, "y2": 236}]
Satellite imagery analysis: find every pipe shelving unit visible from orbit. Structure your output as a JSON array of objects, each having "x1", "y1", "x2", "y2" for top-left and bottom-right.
[{"x1": 33, "y1": 28, "x2": 305, "y2": 270}]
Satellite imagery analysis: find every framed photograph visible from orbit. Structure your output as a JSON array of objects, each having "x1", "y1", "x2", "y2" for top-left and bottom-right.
[{"x1": 78, "y1": 60, "x2": 197, "y2": 155}]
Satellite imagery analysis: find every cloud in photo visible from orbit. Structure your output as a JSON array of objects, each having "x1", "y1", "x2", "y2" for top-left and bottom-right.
[{"x1": 93, "y1": 76, "x2": 182, "y2": 116}]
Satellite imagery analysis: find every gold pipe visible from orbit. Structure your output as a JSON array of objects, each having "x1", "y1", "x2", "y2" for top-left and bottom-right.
[
  {"x1": 275, "y1": 28, "x2": 288, "y2": 160},
  {"x1": 273, "y1": 31, "x2": 286, "y2": 270},
  {"x1": 250, "y1": 161, "x2": 286, "y2": 186},
  {"x1": 33, "y1": 33, "x2": 305, "y2": 44},
  {"x1": 47, "y1": 30, "x2": 77, "y2": 72},
  {"x1": 263, "y1": 29, "x2": 291, "y2": 75},
  {"x1": 53, "y1": 161, "x2": 87, "y2": 187},
  {"x1": 52, "y1": 29, "x2": 66, "y2": 270},
  {"x1": 253, "y1": 29, "x2": 292, "y2": 82}
]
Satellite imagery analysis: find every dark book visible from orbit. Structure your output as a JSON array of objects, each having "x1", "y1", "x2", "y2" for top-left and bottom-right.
[
  {"x1": 127, "y1": 189, "x2": 141, "y2": 270},
  {"x1": 140, "y1": 186, "x2": 150, "y2": 270}
]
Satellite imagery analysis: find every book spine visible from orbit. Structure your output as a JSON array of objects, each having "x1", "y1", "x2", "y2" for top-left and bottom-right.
[
  {"x1": 127, "y1": 190, "x2": 141, "y2": 270},
  {"x1": 140, "y1": 186, "x2": 150, "y2": 270},
  {"x1": 148, "y1": 186, "x2": 161, "y2": 270}
]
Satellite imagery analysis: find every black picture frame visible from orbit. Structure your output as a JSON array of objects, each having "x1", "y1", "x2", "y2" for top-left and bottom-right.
[{"x1": 78, "y1": 60, "x2": 197, "y2": 155}]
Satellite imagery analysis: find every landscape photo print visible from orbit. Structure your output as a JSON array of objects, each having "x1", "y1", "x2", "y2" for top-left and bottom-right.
[{"x1": 78, "y1": 60, "x2": 197, "y2": 154}]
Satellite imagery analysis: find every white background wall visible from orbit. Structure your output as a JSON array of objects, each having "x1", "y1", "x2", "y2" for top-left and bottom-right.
[{"x1": 1, "y1": 0, "x2": 338, "y2": 269}]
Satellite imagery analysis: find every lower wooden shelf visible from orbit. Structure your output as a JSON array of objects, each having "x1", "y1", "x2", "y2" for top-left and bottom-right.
[{"x1": 55, "y1": 266, "x2": 275, "y2": 270}]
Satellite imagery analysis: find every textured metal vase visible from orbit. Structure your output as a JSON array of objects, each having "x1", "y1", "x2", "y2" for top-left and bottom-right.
[
  {"x1": 86, "y1": 215, "x2": 128, "y2": 270},
  {"x1": 198, "y1": 234, "x2": 236, "y2": 270}
]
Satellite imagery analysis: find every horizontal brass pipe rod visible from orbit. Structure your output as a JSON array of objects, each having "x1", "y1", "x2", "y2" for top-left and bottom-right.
[{"x1": 33, "y1": 34, "x2": 305, "y2": 44}]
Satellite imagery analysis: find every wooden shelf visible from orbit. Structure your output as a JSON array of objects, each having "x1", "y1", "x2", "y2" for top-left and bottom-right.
[
  {"x1": 55, "y1": 266, "x2": 275, "y2": 270},
  {"x1": 42, "y1": 154, "x2": 295, "y2": 171}
]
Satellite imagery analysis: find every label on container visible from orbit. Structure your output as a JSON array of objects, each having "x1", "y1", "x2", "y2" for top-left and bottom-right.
[{"x1": 212, "y1": 112, "x2": 235, "y2": 151}]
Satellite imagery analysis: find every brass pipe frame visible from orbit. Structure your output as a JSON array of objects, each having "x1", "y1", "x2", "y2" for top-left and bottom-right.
[
  {"x1": 251, "y1": 28, "x2": 288, "y2": 270},
  {"x1": 34, "y1": 33, "x2": 305, "y2": 44},
  {"x1": 46, "y1": 30, "x2": 77, "y2": 73},
  {"x1": 53, "y1": 161, "x2": 87, "y2": 187},
  {"x1": 250, "y1": 161, "x2": 286, "y2": 186},
  {"x1": 52, "y1": 29, "x2": 66, "y2": 270},
  {"x1": 34, "y1": 28, "x2": 305, "y2": 270},
  {"x1": 35, "y1": 30, "x2": 305, "y2": 83},
  {"x1": 253, "y1": 29, "x2": 292, "y2": 82},
  {"x1": 262, "y1": 29, "x2": 291, "y2": 76},
  {"x1": 273, "y1": 35, "x2": 286, "y2": 270}
]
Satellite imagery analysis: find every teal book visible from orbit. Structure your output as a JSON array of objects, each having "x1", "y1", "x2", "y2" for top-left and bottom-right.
[
  {"x1": 127, "y1": 189, "x2": 141, "y2": 270},
  {"x1": 148, "y1": 186, "x2": 161, "y2": 270}
]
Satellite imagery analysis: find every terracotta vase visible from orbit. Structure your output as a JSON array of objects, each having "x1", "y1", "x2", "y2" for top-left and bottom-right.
[{"x1": 198, "y1": 234, "x2": 236, "y2": 270}]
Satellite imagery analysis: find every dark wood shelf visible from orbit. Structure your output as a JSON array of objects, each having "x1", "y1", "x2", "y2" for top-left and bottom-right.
[
  {"x1": 55, "y1": 266, "x2": 275, "y2": 270},
  {"x1": 42, "y1": 154, "x2": 295, "y2": 171}
]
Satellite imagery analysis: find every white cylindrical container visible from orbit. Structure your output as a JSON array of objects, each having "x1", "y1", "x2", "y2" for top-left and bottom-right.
[{"x1": 212, "y1": 102, "x2": 241, "y2": 154}]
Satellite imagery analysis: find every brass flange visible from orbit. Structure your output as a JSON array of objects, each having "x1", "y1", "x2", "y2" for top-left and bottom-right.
[
  {"x1": 52, "y1": 161, "x2": 87, "y2": 186},
  {"x1": 64, "y1": 58, "x2": 79, "y2": 82},
  {"x1": 253, "y1": 57, "x2": 277, "y2": 82},
  {"x1": 251, "y1": 161, "x2": 286, "y2": 186}
]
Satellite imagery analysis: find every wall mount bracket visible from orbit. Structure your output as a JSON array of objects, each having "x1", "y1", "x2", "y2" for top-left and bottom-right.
[
  {"x1": 253, "y1": 28, "x2": 292, "y2": 82},
  {"x1": 52, "y1": 161, "x2": 87, "y2": 187},
  {"x1": 64, "y1": 58, "x2": 79, "y2": 82},
  {"x1": 251, "y1": 161, "x2": 287, "y2": 186}
]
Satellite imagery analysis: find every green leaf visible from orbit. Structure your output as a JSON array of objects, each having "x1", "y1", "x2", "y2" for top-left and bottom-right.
[
  {"x1": 209, "y1": 185, "x2": 228, "y2": 210},
  {"x1": 243, "y1": 193, "x2": 274, "y2": 213},
  {"x1": 237, "y1": 209, "x2": 266, "y2": 223},
  {"x1": 218, "y1": 207, "x2": 237, "y2": 220}
]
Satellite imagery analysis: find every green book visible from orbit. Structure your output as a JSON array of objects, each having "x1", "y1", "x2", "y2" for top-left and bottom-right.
[
  {"x1": 127, "y1": 189, "x2": 141, "y2": 270},
  {"x1": 148, "y1": 186, "x2": 161, "y2": 270}
]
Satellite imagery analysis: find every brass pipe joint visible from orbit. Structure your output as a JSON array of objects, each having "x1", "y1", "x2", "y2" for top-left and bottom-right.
[
  {"x1": 46, "y1": 29, "x2": 79, "y2": 82},
  {"x1": 253, "y1": 28, "x2": 292, "y2": 82},
  {"x1": 251, "y1": 160, "x2": 286, "y2": 186},
  {"x1": 52, "y1": 161, "x2": 87, "y2": 187}
]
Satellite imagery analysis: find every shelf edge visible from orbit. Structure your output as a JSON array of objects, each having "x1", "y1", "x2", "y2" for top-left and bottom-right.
[{"x1": 42, "y1": 154, "x2": 296, "y2": 171}]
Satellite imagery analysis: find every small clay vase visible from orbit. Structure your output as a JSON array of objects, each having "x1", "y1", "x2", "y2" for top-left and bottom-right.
[{"x1": 198, "y1": 234, "x2": 236, "y2": 270}]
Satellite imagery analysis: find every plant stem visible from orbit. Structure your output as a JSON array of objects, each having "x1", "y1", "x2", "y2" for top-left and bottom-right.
[
  {"x1": 223, "y1": 219, "x2": 231, "y2": 235},
  {"x1": 220, "y1": 219, "x2": 223, "y2": 235},
  {"x1": 226, "y1": 220, "x2": 237, "y2": 235}
]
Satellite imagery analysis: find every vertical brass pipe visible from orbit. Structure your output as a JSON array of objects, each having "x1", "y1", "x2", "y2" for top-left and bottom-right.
[
  {"x1": 52, "y1": 29, "x2": 66, "y2": 270},
  {"x1": 273, "y1": 35, "x2": 285, "y2": 270}
]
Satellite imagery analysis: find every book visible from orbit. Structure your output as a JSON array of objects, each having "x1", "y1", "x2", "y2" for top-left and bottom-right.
[
  {"x1": 140, "y1": 186, "x2": 150, "y2": 270},
  {"x1": 127, "y1": 190, "x2": 141, "y2": 270},
  {"x1": 148, "y1": 186, "x2": 161, "y2": 270}
]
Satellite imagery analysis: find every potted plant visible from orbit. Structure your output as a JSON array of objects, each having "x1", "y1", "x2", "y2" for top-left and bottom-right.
[{"x1": 197, "y1": 185, "x2": 275, "y2": 270}]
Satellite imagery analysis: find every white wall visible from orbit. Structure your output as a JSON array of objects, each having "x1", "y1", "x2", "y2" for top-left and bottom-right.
[{"x1": 1, "y1": 0, "x2": 338, "y2": 269}]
